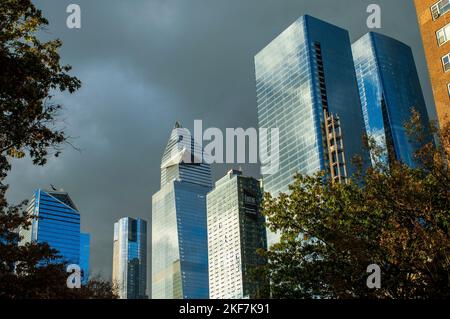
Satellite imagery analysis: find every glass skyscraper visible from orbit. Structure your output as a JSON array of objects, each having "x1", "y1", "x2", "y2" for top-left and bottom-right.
[
  {"x1": 255, "y1": 15, "x2": 369, "y2": 244},
  {"x1": 207, "y1": 170, "x2": 267, "y2": 299},
  {"x1": 112, "y1": 217, "x2": 147, "y2": 299},
  {"x1": 152, "y1": 122, "x2": 212, "y2": 299},
  {"x1": 20, "y1": 189, "x2": 81, "y2": 265},
  {"x1": 352, "y1": 32, "x2": 433, "y2": 167},
  {"x1": 79, "y1": 232, "x2": 90, "y2": 284}
]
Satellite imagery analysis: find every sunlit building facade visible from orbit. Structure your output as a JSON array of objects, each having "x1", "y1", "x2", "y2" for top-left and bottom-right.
[
  {"x1": 352, "y1": 32, "x2": 433, "y2": 167},
  {"x1": 207, "y1": 170, "x2": 267, "y2": 299},
  {"x1": 152, "y1": 123, "x2": 212, "y2": 299},
  {"x1": 112, "y1": 217, "x2": 147, "y2": 299},
  {"x1": 414, "y1": 0, "x2": 450, "y2": 128},
  {"x1": 20, "y1": 189, "x2": 81, "y2": 265},
  {"x1": 255, "y1": 15, "x2": 369, "y2": 244}
]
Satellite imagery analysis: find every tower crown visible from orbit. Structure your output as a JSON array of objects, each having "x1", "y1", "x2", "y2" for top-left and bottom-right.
[{"x1": 159, "y1": 124, "x2": 212, "y2": 188}]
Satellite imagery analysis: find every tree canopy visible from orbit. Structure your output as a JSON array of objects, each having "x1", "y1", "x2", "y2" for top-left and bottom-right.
[
  {"x1": 0, "y1": 0, "x2": 81, "y2": 177},
  {"x1": 259, "y1": 115, "x2": 450, "y2": 299},
  {"x1": 0, "y1": 0, "x2": 116, "y2": 299}
]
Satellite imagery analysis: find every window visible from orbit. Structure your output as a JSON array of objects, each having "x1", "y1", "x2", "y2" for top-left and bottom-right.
[
  {"x1": 431, "y1": 0, "x2": 450, "y2": 20},
  {"x1": 437, "y1": 24, "x2": 450, "y2": 46},
  {"x1": 443, "y1": 53, "x2": 450, "y2": 72}
]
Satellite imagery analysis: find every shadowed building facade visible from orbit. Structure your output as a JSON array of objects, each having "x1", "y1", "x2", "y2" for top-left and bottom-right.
[
  {"x1": 152, "y1": 123, "x2": 212, "y2": 299},
  {"x1": 207, "y1": 170, "x2": 267, "y2": 299}
]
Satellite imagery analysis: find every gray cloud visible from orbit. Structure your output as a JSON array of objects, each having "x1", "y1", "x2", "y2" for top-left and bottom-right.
[{"x1": 6, "y1": 0, "x2": 433, "y2": 289}]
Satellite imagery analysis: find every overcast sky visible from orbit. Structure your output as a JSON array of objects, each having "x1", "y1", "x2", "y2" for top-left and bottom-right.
[{"x1": 6, "y1": 0, "x2": 434, "y2": 286}]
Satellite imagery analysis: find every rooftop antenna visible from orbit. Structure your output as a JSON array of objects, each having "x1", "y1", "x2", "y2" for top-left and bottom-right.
[{"x1": 50, "y1": 184, "x2": 57, "y2": 191}]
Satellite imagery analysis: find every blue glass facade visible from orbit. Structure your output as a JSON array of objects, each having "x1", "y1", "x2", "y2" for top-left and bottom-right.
[
  {"x1": 352, "y1": 32, "x2": 433, "y2": 167},
  {"x1": 152, "y1": 123, "x2": 211, "y2": 299},
  {"x1": 79, "y1": 233, "x2": 90, "y2": 285},
  {"x1": 21, "y1": 190, "x2": 80, "y2": 265},
  {"x1": 112, "y1": 217, "x2": 147, "y2": 299},
  {"x1": 255, "y1": 15, "x2": 369, "y2": 244}
]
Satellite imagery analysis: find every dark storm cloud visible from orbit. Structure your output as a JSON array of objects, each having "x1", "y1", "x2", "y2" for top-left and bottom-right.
[{"x1": 6, "y1": 0, "x2": 434, "y2": 285}]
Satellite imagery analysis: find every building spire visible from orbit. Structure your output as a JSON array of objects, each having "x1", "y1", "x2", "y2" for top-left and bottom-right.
[{"x1": 174, "y1": 121, "x2": 182, "y2": 129}]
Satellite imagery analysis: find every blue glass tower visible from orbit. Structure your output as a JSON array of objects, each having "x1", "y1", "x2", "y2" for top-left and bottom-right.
[
  {"x1": 352, "y1": 32, "x2": 433, "y2": 167},
  {"x1": 152, "y1": 122, "x2": 212, "y2": 299},
  {"x1": 20, "y1": 189, "x2": 80, "y2": 265},
  {"x1": 79, "y1": 232, "x2": 90, "y2": 285},
  {"x1": 255, "y1": 15, "x2": 369, "y2": 244},
  {"x1": 112, "y1": 217, "x2": 147, "y2": 299}
]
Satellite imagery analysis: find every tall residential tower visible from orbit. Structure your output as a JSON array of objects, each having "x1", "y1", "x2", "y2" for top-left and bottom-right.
[{"x1": 207, "y1": 170, "x2": 267, "y2": 299}]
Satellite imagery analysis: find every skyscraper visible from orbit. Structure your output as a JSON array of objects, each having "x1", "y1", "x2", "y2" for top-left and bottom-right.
[
  {"x1": 152, "y1": 122, "x2": 212, "y2": 299},
  {"x1": 414, "y1": 0, "x2": 449, "y2": 128},
  {"x1": 112, "y1": 217, "x2": 147, "y2": 299},
  {"x1": 207, "y1": 170, "x2": 267, "y2": 299},
  {"x1": 20, "y1": 189, "x2": 81, "y2": 265},
  {"x1": 255, "y1": 15, "x2": 369, "y2": 244},
  {"x1": 352, "y1": 32, "x2": 433, "y2": 167},
  {"x1": 79, "y1": 232, "x2": 90, "y2": 285}
]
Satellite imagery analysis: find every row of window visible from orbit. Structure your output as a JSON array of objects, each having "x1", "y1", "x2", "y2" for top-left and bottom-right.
[
  {"x1": 437, "y1": 24, "x2": 450, "y2": 46},
  {"x1": 431, "y1": 0, "x2": 450, "y2": 20},
  {"x1": 442, "y1": 30, "x2": 450, "y2": 95},
  {"x1": 432, "y1": 2, "x2": 450, "y2": 99},
  {"x1": 442, "y1": 53, "x2": 450, "y2": 72},
  {"x1": 442, "y1": 53, "x2": 450, "y2": 94}
]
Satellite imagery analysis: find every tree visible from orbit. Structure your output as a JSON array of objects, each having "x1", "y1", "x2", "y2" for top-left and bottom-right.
[
  {"x1": 0, "y1": 0, "x2": 81, "y2": 178},
  {"x1": 0, "y1": 1, "x2": 116, "y2": 299},
  {"x1": 75, "y1": 277, "x2": 119, "y2": 299},
  {"x1": 0, "y1": 188, "x2": 118, "y2": 299},
  {"x1": 259, "y1": 115, "x2": 449, "y2": 299}
]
